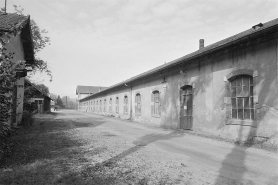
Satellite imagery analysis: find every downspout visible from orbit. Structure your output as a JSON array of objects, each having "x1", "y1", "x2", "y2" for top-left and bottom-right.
[{"x1": 130, "y1": 85, "x2": 133, "y2": 121}]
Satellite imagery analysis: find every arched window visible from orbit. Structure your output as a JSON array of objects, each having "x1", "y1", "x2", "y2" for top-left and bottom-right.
[
  {"x1": 109, "y1": 98, "x2": 112, "y2": 112},
  {"x1": 116, "y1": 97, "x2": 119, "y2": 113},
  {"x1": 230, "y1": 75, "x2": 254, "y2": 120},
  {"x1": 99, "y1": 100, "x2": 102, "y2": 112},
  {"x1": 124, "y1": 96, "x2": 128, "y2": 114},
  {"x1": 135, "y1": 93, "x2": 141, "y2": 116},
  {"x1": 151, "y1": 91, "x2": 160, "y2": 117}
]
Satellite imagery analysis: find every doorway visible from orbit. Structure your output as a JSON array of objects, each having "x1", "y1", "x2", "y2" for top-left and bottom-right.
[{"x1": 180, "y1": 85, "x2": 193, "y2": 130}]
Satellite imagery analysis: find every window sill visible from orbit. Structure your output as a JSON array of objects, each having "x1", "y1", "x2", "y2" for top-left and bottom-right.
[
  {"x1": 226, "y1": 119, "x2": 257, "y2": 127},
  {"x1": 151, "y1": 115, "x2": 161, "y2": 118}
]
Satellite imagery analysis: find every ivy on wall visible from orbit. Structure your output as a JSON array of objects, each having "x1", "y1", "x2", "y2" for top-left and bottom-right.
[{"x1": 0, "y1": 19, "x2": 28, "y2": 159}]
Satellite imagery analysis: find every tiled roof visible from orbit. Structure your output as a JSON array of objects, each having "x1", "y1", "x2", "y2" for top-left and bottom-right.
[
  {"x1": 0, "y1": 13, "x2": 29, "y2": 31},
  {"x1": 0, "y1": 13, "x2": 34, "y2": 65},
  {"x1": 79, "y1": 18, "x2": 278, "y2": 102},
  {"x1": 76, "y1": 86, "x2": 108, "y2": 95}
]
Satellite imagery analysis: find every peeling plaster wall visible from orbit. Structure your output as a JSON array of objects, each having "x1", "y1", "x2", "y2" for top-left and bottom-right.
[
  {"x1": 161, "y1": 38, "x2": 278, "y2": 143},
  {"x1": 80, "y1": 35, "x2": 278, "y2": 144}
]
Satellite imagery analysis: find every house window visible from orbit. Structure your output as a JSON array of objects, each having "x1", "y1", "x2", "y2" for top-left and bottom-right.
[
  {"x1": 135, "y1": 93, "x2": 141, "y2": 116},
  {"x1": 151, "y1": 91, "x2": 160, "y2": 117},
  {"x1": 124, "y1": 96, "x2": 128, "y2": 114},
  {"x1": 99, "y1": 100, "x2": 102, "y2": 112},
  {"x1": 109, "y1": 98, "x2": 112, "y2": 112},
  {"x1": 104, "y1": 99, "x2": 106, "y2": 112},
  {"x1": 230, "y1": 75, "x2": 254, "y2": 120},
  {"x1": 116, "y1": 97, "x2": 119, "y2": 113}
]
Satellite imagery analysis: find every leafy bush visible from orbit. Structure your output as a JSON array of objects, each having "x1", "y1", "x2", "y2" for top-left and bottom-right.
[
  {"x1": 0, "y1": 121, "x2": 11, "y2": 160},
  {"x1": 21, "y1": 111, "x2": 34, "y2": 127},
  {"x1": 0, "y1": 30, "x2": 25, "y2": 160}
]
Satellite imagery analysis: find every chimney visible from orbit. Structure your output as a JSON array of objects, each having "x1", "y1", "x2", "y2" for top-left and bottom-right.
[
  {"x1": 99, "y1": 87, "x2": 101, "y2": 92},
  {"x1": 199, "y1": 39, "x2": 204, "y2": 49}
]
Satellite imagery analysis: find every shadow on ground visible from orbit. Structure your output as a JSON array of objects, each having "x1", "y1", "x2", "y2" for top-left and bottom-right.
[
  {"x1": 0, "y1": 113, "x2": 106, "y2": 185},
  {"x1": 70, "y1": 130, "x2": 186, "y2": 185},
  {"x1": 0, "y1": 112, "x2": 185, "y2": 185}
]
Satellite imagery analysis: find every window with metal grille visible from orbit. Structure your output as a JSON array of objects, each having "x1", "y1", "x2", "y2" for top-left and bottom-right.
[
  {"x1": 135, "y1": 93, "x2": 141, "y2": 116},
  {"x1": 230, "y1": 75, "x2": 254, "y2": 120},
  {"x1": 151, "y1": 91, "x2": 160, "y2": 117},
  {"x1": 116, "y1": 97, "x2": 119, "y2": 113},
  {"x1": 124, "y1": 96, "x2": 128, "y2": 114}
]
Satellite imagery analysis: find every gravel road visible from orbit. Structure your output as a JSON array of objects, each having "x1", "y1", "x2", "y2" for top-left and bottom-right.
[{"x1": 47, "y1": 109, "x2": 278, "y2": 185}]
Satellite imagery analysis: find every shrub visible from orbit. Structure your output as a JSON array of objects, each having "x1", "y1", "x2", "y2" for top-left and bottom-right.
[{"x1": 21, "y1": 111, "x2": 34, "y2": 127}]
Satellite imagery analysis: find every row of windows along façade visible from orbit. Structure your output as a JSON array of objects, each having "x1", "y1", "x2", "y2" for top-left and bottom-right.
[
  {"x1": 80, "y1": 69, "x2": 257, "y2": 122},
  {"x1": 79, "y1": 90, "x2": 161, "y2": 117}
]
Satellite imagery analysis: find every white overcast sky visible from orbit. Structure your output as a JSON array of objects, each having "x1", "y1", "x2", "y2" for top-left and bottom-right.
[{"x1": 1, "y1": 0, "x2": 278, "y2": 98}]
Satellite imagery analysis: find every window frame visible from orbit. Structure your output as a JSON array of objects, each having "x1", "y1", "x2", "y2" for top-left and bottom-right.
[
  {"x1": 123, "y1": 95, "x2": 128, "y2": 114},
  {"x1": 109, "y1": 98, "x2": 112, "y2": 113},
  {"x1": 135, "y1": 93, "x2": 141, "y2": 116},
  {"x1": 103, "y1": 99, "x2": 106, "y2": 112},
  {"x1": 115, "y1": 97, "x2": 119, "y2": 113},
  {"x1": 151, "y1": 90, "x2": 161, "y2": 117},
  {"x1": 224, "y1": 69, "x2": 258, "y2": 125},
  {"x1": 230, "y1": 75, "x2": 254, "y2": 120}
]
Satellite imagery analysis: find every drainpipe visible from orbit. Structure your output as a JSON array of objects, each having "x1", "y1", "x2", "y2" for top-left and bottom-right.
[{"x1": 130, "y1": 85, "x2": 133, "y2": 121}]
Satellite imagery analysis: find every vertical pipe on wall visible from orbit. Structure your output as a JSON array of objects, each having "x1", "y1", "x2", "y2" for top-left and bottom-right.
[{"x1": 130, "y1": 85, "x2": 133, "y2": 120}]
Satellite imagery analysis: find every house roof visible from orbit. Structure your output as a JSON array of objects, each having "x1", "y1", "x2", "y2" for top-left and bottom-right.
[
  {"x1": 80, "y1": 18, "x2": 278, "y2": 102},
  {"x1": 0, "y1": 13, "x2": 35, "y2": 65},
  {"x1": 25, "y1": 78, "x2": 52, "y2": 100},
  {"x1": 76, "y1": 85, "x2": 108, "y2": 95}
]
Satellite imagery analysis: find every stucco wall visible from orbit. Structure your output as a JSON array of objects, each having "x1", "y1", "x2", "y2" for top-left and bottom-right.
[
  {"x1": 79, "y1": 36, "x2": 278, "y2": 144},
  {"x1": 80, "y1": 87, "x2": 131, "y2": 120},
  {"x1": 131, "y1": 76, "x2": 166, "y2": 127},
  {"x1": 159, "y1": 38, "x2": 278, "y2": 143},
  {"x1": 4, "y1": 34, "x2": 26, "y2": 126}
]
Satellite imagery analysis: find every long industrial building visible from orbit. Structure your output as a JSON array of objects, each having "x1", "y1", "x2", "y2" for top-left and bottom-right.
[{"x1": 78, "y1": 18, "x2": 278, "y2": 145}]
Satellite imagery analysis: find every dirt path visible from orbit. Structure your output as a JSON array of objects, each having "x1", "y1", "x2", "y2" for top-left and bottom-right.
[{"x1": 1, "y1": 110, "x2": 277, "y2": 185}]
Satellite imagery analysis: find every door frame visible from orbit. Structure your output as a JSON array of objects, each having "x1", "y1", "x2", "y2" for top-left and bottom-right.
[{"x1": 179, "y1": 84, "x2": 194, "y2": 130}]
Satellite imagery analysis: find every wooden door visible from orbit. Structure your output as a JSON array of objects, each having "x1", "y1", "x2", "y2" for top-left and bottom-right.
[{"x1": 180, "y1": 86, "x2": 193, "y2": 130}]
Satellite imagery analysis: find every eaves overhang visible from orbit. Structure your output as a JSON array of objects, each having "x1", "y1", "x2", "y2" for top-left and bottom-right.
[
  {"x1": 0, "y1": 13, "x2": 35, "y2": 65},
  {"x1": 21, "y1": 16, "x2": 35, "y2": 66}
]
